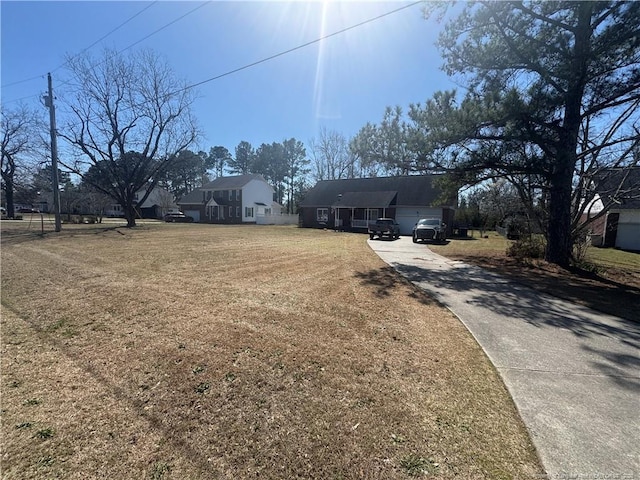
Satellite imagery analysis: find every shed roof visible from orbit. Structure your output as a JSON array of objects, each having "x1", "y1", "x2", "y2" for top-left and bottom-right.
[{"x1": 299, "y1": 175, "x2": 453, "y2": 208}]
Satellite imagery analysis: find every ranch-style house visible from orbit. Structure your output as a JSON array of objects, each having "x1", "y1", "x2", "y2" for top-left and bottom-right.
[{"x1": 298, "y1": 175, "x2": 457, "y2": 236}]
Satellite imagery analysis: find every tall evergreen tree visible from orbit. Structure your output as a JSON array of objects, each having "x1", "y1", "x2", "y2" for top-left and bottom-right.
[
  {"x1": 229, "y1": 141, "x2": 255, "y2": 175},
  {"x1": 412, "y1": 1, "x2": 640, "y2": 267}
]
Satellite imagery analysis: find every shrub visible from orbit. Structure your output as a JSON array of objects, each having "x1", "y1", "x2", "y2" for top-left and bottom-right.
[{"x1": 506, "y1": 236, "x2": 545, "y2": 261}]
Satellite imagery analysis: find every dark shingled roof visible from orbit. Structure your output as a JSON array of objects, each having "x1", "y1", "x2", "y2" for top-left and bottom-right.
[
  {"x1": 595, "y1": 167, "x2": 640, "y2": 210},
  {"x1": 299, "y1": 175, "x2": 453, "y2": 208},
  {"x1": 178, "y1": 174, "x2": 270, "y2": 205},
  {"x1": 333, "y1": 191, "x2": 397, "y2": 208}
]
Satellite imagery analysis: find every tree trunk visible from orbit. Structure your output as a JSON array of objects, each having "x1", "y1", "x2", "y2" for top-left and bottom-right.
[
  {"x1": 5, "y1": 181, "x2": 15, "y2": 218},
  {"x1": 124, "y1": 203, "x2": 137, "y2": 228},
  {"x1": 544, "y1": 2, "x2": 593, "y2": 269},
  {"x1": 545, "y1": 157, "x2": 573, "y2": 268}
]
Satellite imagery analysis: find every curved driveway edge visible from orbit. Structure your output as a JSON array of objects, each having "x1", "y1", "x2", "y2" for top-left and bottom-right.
[{"x1": 368, "y1": 237, "x2": 639, "y2": 478}]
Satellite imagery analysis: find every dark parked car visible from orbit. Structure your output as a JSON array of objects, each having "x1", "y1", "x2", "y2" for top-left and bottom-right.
[
  {"x1": 413, "y1": 218, "x2": 446, "y2": 243},
  {"x1": 163, "y1": 212, "x2": 193, "y2": 223},
  {"x1": 368, "y1": 218, "x2": 400, "y2": 240},
  {"x1": 17, "y1": 207, "x2": 39, "y2": 213}
]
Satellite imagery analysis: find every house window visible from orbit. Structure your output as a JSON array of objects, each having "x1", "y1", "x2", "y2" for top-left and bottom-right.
[
  {"x1": 229, "y1": 206, "x2": 234, "y2": 217},
  {"x1": 236, "y1": 189, "x2": 241, "y2": 200},
  {"x1": 206, "y1": 191, "x2": 212, "y2": 201},
  {"x1": 367, "y1": 208, "x2": 380, "y2": 220},
  {"x1": 236, "y1": 206, "x2": 241, "y2": 218},
  {"x1": 245, "y1": 207, "x2": 254, "y2": 218},
  {"x1": 265, "y1": 208, "x2": 271, "y2": 215},
  {"x1": 317, "y1": 208, "x2": 329, "y2": 222}
]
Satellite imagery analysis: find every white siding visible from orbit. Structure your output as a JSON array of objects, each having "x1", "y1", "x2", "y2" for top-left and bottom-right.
[
  {"x1": 242, "y1": 179, "x2": 275, "y2": 222},
  {"x1": 395, "y1": 207, "x2": 442, "y2": 236},
  {"x1": 615, "y1": 210, "x2": 640, "y2": 250}
]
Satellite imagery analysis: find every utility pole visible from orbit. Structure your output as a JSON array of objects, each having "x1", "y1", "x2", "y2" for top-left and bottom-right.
[{"x1": 44, "y1": 73, "x2": 62, "y2": 232}]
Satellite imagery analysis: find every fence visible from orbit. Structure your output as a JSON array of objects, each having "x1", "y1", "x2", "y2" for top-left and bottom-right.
[{"x1": 256, "y1": 213, "x2": 299, "y2": 226}]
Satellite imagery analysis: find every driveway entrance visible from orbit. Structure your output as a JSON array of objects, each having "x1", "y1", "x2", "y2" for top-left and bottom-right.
[{"x1": 368, "y1": 237, "x2": 640, "y2": 478}]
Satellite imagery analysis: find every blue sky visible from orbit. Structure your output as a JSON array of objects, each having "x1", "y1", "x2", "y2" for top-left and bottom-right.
[{"x1": 1, "y1": 1, "x2": 456, "y2": 156}]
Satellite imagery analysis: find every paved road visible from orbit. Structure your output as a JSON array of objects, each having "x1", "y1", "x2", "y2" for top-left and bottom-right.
[{"x1": 368, "y1": 237, "x2": 639, "y2": 479}]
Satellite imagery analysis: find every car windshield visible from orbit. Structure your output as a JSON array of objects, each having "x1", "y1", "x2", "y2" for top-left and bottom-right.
[{"x1": 418, "y1": 219, "x2": 440, "y2": 226}]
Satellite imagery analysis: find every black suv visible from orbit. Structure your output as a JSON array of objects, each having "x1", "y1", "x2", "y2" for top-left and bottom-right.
[{"x1": 412, "y1": 218, "x2": 446, "y2": 243}]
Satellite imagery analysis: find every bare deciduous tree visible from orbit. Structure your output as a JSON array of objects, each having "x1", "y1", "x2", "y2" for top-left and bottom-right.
[
  {"x1": 58, "y1": 48, "x2": 199, "y2": 227},
  {"x1": 309, "y1": 127, "x2": 356, "y2": 182},
  {"x1": 1, "y1": 104, "x2": 45, "y2": 217}
]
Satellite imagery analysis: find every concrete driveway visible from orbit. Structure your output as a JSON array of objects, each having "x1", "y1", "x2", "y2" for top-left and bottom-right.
[{"x1": 368, "y1": 236, "x2": 639, "y2": 478}]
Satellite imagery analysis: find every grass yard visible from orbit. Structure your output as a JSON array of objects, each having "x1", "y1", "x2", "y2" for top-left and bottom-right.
[
  {"x1": 1, "y1": 222, "x2": 542, "y2": 479},
  {"x1": 429, "y1": 232, "x2": 640, "y2": 322}
]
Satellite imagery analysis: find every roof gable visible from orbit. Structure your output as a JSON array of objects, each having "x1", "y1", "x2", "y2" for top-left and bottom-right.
[
  {"x1": 595, "y1": 167, "x2": 640, "y2": 210},
  {"x1": 177, "y1": 174, "x2": 272, "y2": 205},
  {"x1": 299, "y1": 175, "x2": 453, "y2": 207},
  {"x1": 201, "y1": 174, "x2": 269, "y2": 190}
]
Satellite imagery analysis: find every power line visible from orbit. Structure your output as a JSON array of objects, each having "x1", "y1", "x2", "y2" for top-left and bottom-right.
[
  {"x1": 66, "y1": 0, "x2": 425, "y2": 123},
  {"x1": 117, "y1": 2, "x2": 209, "y2": 55},
  {"x1": 52, "y1": 1, "x2": 159, "y2": 74},
  {"x1": 51, "y1": 2, "x2": 210, "y2": 95},
  {"x1": 184, "y1": 1, "x2": 424, "y2": 92},
  {"x1": 8, "y1": 0, "x2": 424, "y2": 118},
  {"x1": 1, "y1": 1, "x2": 159, "y2": 89}
]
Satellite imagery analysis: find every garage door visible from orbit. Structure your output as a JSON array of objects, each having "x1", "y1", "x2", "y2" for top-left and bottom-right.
[
  {"x1": 184, "y1": 210, "x2": 200, "y2": 222},
  {"x1": 615, "y1": 223, "x2": 640, "y2": 250},
  {"x1": 395, "y1": 208, "x2": 441, "y2": 235}
]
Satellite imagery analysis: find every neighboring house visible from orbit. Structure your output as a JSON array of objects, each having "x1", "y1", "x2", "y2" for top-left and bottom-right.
[
  {"x1": 298, "y1": 175, "x2": 457, "y2": 236},
  {"x1": 588, "y1": 167, "x2": 640, "y2": 251},
  {"x1": 105, "y1": 186, "x2": 177, "y2": 219},
  {"x1": 176, "y1": 174, "x2": 275, "y2": 224}
]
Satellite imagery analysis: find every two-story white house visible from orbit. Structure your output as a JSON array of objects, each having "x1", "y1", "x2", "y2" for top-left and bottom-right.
[{"x1": 176, "y1": 174, "x2": 279, "y2": 224}]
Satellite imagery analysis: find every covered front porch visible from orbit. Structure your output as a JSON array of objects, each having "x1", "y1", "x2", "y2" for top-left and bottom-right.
[
  {"x1": 205, "y1": 198, "x2": 226, "y2": 222},
  {"x1": 331, "y1": 191, "x2": 397, "y2": 230}
]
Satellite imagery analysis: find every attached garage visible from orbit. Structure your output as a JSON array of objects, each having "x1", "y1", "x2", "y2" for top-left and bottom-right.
[
  {"x1": 595, "y1": 167, "x2": 640, "y2": 251},
  {"x1": 299, "y1": 175, "x2": 457, "y2": 236},
  {"x1": 395, "y1": 208, "x2": 443, "y2": 236},
  {"x1": 183, "y1": 210, "x2": 200, "y2": 222},
  {"x1": 615, "y1": 211, "x2": 640, "y2": 251}
]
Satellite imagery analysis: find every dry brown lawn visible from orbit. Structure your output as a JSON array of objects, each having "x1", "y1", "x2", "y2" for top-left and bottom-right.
[
  {"x1": 1, "y1": 222, "x2": 543, "y2": 479},
  {"x1": 429, "y1": 232, "x2": 640, "y2": 322}
]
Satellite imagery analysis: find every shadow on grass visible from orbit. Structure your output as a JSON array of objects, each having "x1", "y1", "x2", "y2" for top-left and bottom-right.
[
  {"x1": 448, "y1": 236, "x2": 480, "y2": 241},
  {"x1": 2, "y1": 300, "x2": 223, "y2": 477},
  {"x1": 354, "y1": 266, "x2": 435, "y2": 306},
  {"x1": 473, "y1": 259, "x2": 640, "y2": 323},
  {"x1": 389, "y1": 261, "x2": 640, "y2": 391},
  {"x1": 0, "y1": 224, "x2": 141, "y2": 247}
]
